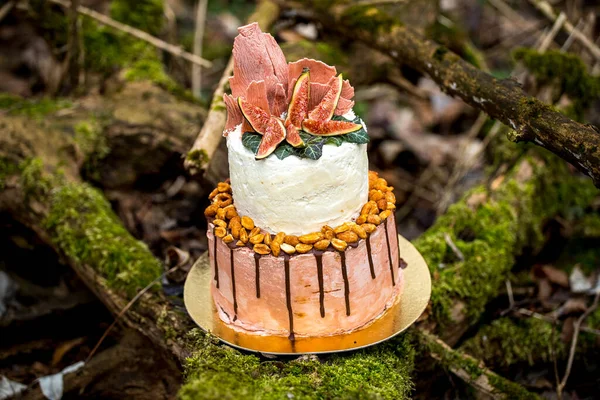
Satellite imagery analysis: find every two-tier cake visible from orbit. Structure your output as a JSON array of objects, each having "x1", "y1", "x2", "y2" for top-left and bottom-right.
[{"x1": 204, "y1": 23, "x2": 405, "y2": 340}]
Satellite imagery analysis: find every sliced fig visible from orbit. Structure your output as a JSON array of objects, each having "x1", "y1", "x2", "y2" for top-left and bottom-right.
[
  {"x1": 286, "y1": 70, "x2": 310, "y2": 126},
  {"x1": 238, "y1": 97, "x2": 270, "y2": 133},
  {"x1": 301, "y1": 119, "x2": 362, "y2": 136},
  {"x1": 256, "y1": 117, "x2": 286, "y2": 159},
  {"x1": 307, "y1": 74, "x2": 343, "y2": 122},
  {"x1": 284, "y1": 70, "x2": 310, "y2": 147},
  {"x1": 285, "y1": 121, "x2": 304, "y2": 147}
]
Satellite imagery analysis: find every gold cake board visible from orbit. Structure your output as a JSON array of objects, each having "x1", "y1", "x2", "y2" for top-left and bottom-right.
[{"x1": 184, "y1": 235, "x2": 431, "y2": 355}]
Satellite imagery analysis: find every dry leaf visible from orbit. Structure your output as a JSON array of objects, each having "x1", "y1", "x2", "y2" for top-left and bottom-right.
[{"x1": 540, "y1": 265, "x2": 569, "y2": 288}]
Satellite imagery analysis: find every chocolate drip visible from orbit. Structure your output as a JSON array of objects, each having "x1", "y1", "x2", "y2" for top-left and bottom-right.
[
  {"x1": 254, "y1": 253, "x2": 261, "y2": 298},
  {"x1": 365, "y1": 236, "x2": 376, "y2": 279},
  {"x1": 395, "y1": 226, "x2": 404, "y2": 270},
  {"x1": 284, "y1": 255, "x2": 295, "y2": 341},
  {"x1": 340, "y1": 252, "x2": 351, "y2": 316},
  {"x1": 213, "y1": 228, "x2": 219, "y2": 288},
  {"x1": 383, "y1": 220, "x2": 396, "y2": 286},
  {"x1": 400, "y1": 257, "x2": 408, "y2": 269},
  {"x1": 230, "y1": 248, "x2": 238, "y2": 319},
  {"x1": 315, "y1": 252, "x2": 325, "y2": 318}
]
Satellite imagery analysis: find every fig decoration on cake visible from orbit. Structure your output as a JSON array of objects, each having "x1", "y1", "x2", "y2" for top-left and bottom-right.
[
  {"x1": 283, "y1": 68, "x2": 310, "y2": 148},
  {"x1": 224, "y1": 23, "x2": 368, "y2": 160}
]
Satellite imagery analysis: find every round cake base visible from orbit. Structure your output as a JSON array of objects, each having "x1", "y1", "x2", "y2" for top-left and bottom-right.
[{"x1": 184, "y1": 235, "x2": 431, "y2": 355}]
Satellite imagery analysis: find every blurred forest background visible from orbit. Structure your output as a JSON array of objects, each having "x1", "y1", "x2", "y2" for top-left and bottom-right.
[{"x1": 0, "y1": 0, "x2": 599, "y2": 399}]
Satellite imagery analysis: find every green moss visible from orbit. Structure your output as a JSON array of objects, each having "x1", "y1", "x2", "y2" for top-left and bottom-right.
[
  {"x1": 0, "y1": 157, "x2": 21, "y2": 190},
  {"x1": 555, "y1": 241, "x2": 600, "y2": 275},
  {"x1": 576, "y1": 213, "x2": 600, "y2": 238},
  {"x1": 340, "y1": 5, "x2": 400, "y2": 35},
  {"x1": 20, "y1": 158, "x2": 53, "y2": 198},
  {"x1": 589, "y1": 308, "x2": 600, "y2": 330},
  {"x1": 110, "y1": 0, "x2": 164, "y2": 36},
  {"x1": 74, "y1": 119, "x2": 112, "y2": 180},
  {"x1": 42, "y1": 182, "x2": 162, "y2": 297},
  {"x1": 209, "y1": 95, "x2": 226, "y2": 112},
  {"x1": 157, "y1": 307, "x2": 178, "y2": 342},
  {"x1": 461, "y1": 317, "x2": 565, "y2": 367},
  {"x1": 414, "y1": 152, "x2": 598, "y2": 326},
  {"x1": 186, "y1": 149, "x2": 210, "y2": 170},
  {"x1": 517, "y1": 97, "x2": 553, "y2": 123},
  {"x1": 486, "y1": 374, "x2": 540, "y2": 400},
  {"x1": 433, "y1": 46, "x2": 449, "y2": 61},
  {"x1": 74, "y1": 120, "x2": 108, "y2": 158},
  {"x1": 0, "y1": 94, "x2": 72, "y2": 118},
  {"x1": 122, "y1": 49, "x2": 200, "y2": 104},
  {"x1": 11, "y1": 158, "x2": 162, "y2": 297},
  {"x1": 513, "y1": 49, "x2": 600, "y2": 121},
  {"x1": 180, "y1": 330, "x2": 414, "y2": 399}
]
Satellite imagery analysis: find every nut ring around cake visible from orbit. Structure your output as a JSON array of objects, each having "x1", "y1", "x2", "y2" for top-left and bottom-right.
[{"x1": 184, "y1": 234, "x2": 431, "y2": 355}]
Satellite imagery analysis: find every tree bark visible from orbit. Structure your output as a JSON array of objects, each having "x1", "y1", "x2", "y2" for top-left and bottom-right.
[{"x1": 278, "y1": 0, "x2": 600, "y2": 187}]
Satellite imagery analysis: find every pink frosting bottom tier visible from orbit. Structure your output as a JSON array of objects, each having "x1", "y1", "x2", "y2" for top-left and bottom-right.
[{"x1": 208, "y1": 215, "x2": 403, "y2": 338}]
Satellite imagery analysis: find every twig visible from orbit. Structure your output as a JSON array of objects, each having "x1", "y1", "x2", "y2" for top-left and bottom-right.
[
  {"x1": 47, "y1": 0, "x2": 212, "y2": 68},
  {"x1": 538, "y1": 12, "x2": 566, "y2": 52},
  {"x1": 192, "y1": 0, "x2": 209, "y2": 99},
  {"x1": 396, "y1": 165, "x2": 437, "y2": 222},
  {"x1": 0, "y1": 1, "x2": 14, "y2": 23},
  {"x1": 64, "y1": 0, "x2": 81, "y2": 90},
  {"x1": 487, "y1": 0, "x2": 531, "y2": 28},
  {"x1": 516, "y1": 307, "x2": 600, "y2": 336},
  {"x1": 561, "y1": 19, "x2": 585, "y2": 52},
  {"x1": 557, "y1": 292, "x2": 600, "y2": 398},
  {"x1": 528, "y1": 0, "x2": 600, "y2": 61},
  {"x1": 85, "y1": 264, "x2": 181, "y2": 363},
  {"x1": 506, "y1": 279, "x2": 515, "y2": 309},
  {"x1": 443, "y1": 233, "x2": 464, "y2": 261}
]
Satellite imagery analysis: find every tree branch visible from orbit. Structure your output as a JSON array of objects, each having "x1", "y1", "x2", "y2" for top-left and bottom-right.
[{"x1": 279, "y1": 1, "x2": 600, "y2": 187}]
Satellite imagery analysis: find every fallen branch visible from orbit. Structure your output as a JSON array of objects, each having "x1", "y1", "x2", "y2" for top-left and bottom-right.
[
  {"x1": 47, "y1": 0, "x2": 212, "y2": 68},
  {"x1": 280, "y1": 0, "x2": 600, "y2": 187},
  {"x1": 184, "y1": 0, "x2": 280, "y2": 174}
]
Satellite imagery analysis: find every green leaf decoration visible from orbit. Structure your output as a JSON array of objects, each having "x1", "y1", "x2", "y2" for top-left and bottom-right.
[
  {"x1": 241, "y1": 132, "x2": 262, "y2": 154},
  {"x1": 325, "y1": 136, "x2": 343, "y2": 146},
  {"x1": 299, "y1": 131, "x2": 320, "y2": 145},
  {"x1": 341, "y1": 128, "x2": 369, "y2": 144},
  {"x1": 297, "y1": 140, "x2": 324, "y2": 160},
  {"x1": 273, "y1": 142, "x2": 295, "y2": 160}
]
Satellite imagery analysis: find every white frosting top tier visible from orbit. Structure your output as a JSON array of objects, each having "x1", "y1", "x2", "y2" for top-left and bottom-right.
[{"x1": 227, "y1": 126, "x2": 369, "y2": 236}]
